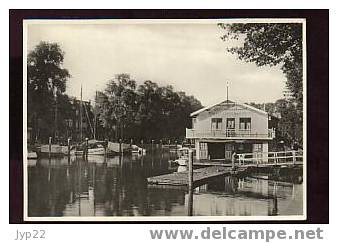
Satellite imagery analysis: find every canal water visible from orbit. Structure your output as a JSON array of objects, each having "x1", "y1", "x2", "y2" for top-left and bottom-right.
[{"x1": 27, "y1": 151, "x2": 303, "y2": 217}]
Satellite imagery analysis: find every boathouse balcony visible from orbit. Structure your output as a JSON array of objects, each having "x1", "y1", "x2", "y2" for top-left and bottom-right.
[{"x1": 185, "y1": 128, "x2": 275, "y2": 140}]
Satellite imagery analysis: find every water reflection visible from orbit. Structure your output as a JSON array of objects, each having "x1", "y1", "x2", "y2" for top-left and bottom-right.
[
  {"x1": 28, "y1": 151, "x2": 303, "y2": 217},
  {"x1": 191, "y1": 177, "x2": 302, "y2": 216}
]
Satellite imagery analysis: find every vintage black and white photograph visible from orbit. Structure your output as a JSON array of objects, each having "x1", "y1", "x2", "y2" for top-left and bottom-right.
[{"x1": 23, "y1": 19, "x2": 306, "y2": 220}]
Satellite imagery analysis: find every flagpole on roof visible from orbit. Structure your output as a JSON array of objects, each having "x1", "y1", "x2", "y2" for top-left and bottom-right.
[{"x1": 226, "y1": 81, "x2": 229, "y2": 103}]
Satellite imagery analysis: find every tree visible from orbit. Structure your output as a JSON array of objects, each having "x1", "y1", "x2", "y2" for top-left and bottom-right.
[
  {"x1": 136, "y1": 80, "x2": 162, "y2": 139},
  {"x1": 247, "y1": 99, "x2": 303, "y2": 145},
  {"x1": 27, "y1": 42, "x2": 71, "y2": 142},
  {"x1": 97, "y1": 74, "x2": 139, "y2": 140},
  {"x1": 218, "y1": 23, "x2": 303, "y2": 106},
  {"x1": 97, "y1": 74, "x2": 203, "y2": 142},
  {"x1": 219, "y1": 23, "x2": 303, "y2": 143}
]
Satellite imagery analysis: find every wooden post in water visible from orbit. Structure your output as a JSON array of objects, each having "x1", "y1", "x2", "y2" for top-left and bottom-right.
[
  {"x1": 188, "y1": 149, "x2": 194, "y2": 216},
  {"x1": 175, "y1": 140, "x2": 178, "y2": 156},
  {"x1": 48, "y1": 137, "x2": 52, "y2": 158},
  {"x1": 231, "y1": 151, "x2": 236, "y2": 170},
  {"x1": 104, "y1": 139, "x2": 108, "y2": 158},
  {"x1": 67, "y1": 138, "x2": 71, "y2": 158},
  {"x1": 151, "y1": 139, "x2": 154, "y2": 152},
  {"x1": 119, "y1": 138, "x2": 122, "y2": 155},
  {"x1": 141, "y1": 139, "x2": 144, "y2": 155},
  {"x1": 85, "y1": 138, "x2": 89, "y2": 160},
  {"x1": 93, "y1": 163, "x2": 96, "y2": 216}
]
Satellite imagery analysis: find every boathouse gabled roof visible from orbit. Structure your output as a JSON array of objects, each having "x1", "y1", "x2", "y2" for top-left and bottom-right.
[{"x1": 190, "y1": 99, "x2": 268, "y2": 117}]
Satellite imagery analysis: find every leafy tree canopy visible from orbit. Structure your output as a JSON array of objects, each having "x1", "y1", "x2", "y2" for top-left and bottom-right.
[
  {"x1": 28, "y1": 41, "x2": 70, "y2": 95},
  {"x1": 218, "y1": 23, "x2": 303, "y2": 106},
  {"x1": 27, "y1": 41, "x2": 71, "y2": 141},
  {"x1": 97, "y1": 74, "x2": 203, "y2": 141}
]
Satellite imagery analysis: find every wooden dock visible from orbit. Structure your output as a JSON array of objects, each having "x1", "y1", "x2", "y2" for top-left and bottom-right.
[
  {"x1": 147, "y1": 166, "x2": 246, "y2": 187},
  {"x1": 147, "y1": 150, "x2": 303, "y2": 188}
]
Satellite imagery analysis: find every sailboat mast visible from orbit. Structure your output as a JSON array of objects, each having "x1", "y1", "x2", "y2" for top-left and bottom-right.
[
  {"x1": 54, "y1": 87, "x2": 58, "y2": 141},
  {"x1": 80, "y1": 85, "x2": 83, "y2": 142},
  {"x1": 94, "y1": 90, "x2": 97, "y2": 140}
]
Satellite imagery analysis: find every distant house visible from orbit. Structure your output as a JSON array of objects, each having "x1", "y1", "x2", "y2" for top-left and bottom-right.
[{"x1": 186, "y1": 100, "x2": 276, "y2": 162}]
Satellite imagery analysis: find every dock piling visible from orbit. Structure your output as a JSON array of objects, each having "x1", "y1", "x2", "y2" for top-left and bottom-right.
[
  {"x1": 104, "y1": 139, "x2": 108, "y2": 157},
  {"x1": 48, "y1": 137, "x2": 52, "y2": 158},
  {"x1": 85, "y1": 138, "x2": 89, "y2": 159},
  {"x1": 141, "y1": 139, "x2": 144, "y2": 155},
  {"x1": 67, "y1": 138, "x2": 71, "y2": 157},
  {"x1": 188, "y1": 149, "x2": 194, "y2": 216},
  {"x1": 119, "y1": 138, "x2": 122, "y2": 155},
  {"x1": 231, "y1": 152, "x2": 236, "y2": 169}
]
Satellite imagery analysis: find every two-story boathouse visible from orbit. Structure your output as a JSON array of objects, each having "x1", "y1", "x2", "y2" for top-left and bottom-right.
[{"x1": 186, "y1": 100, "x2": 276, "y2": 162}]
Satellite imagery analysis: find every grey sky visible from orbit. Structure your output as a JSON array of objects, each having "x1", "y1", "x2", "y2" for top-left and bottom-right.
[{"x1": 27, "y1": 22, "x2": 286, "y2": 106}]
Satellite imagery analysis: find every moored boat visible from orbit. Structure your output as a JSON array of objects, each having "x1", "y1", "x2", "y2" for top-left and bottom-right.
[
  {"x1": 131, "y1": 144, "x2": 146, "y2": 155},
  {"x1": 173, "y1": 147, "x2": 192, "y2": 166},
  {"x1": 75, "y1": 146, "x2": 106, "y2": 156},
  {"x1": 175, "y1": 158, "x2": 188, "y2": 166},
  {"x1": 37, "y1": 144, "x2": 64, "y2": 158},
  {"x1": 27, "y1": 151, "x2": 38, "y2": 159},
  {"x1": 74, "y1": 140, "x2": 116, "y2": 157}
]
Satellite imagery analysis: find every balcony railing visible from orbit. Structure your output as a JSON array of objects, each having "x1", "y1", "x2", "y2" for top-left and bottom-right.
[{"x1": 186, "y1": 128, "x2": 275, "y2": 139}]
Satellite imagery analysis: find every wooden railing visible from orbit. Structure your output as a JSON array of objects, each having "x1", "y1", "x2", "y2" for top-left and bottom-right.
[
  {"x1": 237, "y1": 150, "x2": 303, "y2": 166},
  {"x1": 186, "y1": 128, "x2": 275, "y2": 139}
]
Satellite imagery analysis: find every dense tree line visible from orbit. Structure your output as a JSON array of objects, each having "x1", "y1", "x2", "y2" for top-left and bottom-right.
[
  {"x1": 247, "y1": 99, "x2": 303, "y2": 146},
  {"x1": 96, "y1": 74, "x2": 203, "y2": 142}
]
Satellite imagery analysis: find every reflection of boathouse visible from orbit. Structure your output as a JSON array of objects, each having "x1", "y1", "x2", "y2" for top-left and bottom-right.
[
  {"x1": 188, "y1": 177, "x2": 300, "y2": 216},
  {"x1": 186, "y1": 100, "x2": 277, "y2": 162}
]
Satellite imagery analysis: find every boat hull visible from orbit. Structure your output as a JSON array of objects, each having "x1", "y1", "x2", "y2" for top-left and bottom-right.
[
  {"x1": 175, "y1": 158, "x2": 188, "y2": 166},
  {"x1": 27, "y1": 152, "x2": 38, "y2": 159},
  {"x1": 74, "y1": 148, "x2": 118, "y2": 157}
]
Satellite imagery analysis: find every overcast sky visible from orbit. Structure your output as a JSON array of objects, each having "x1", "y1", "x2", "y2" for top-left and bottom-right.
[{"x1": 27, "y1": 22, "x2": 286, "y2": 106}]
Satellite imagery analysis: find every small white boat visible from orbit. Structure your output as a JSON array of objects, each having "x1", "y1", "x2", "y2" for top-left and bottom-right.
[
  {"x1": 177, "y1": 165, "x2": 187, "y2": 172},
  {"x1": 169, "y1": 144, "x2": 183, "y2": 152},
  {"x1": 174, "y1": 158, "x2": 188, "y2": 166},
  {"x1": 75, "y1": 144, "x2": 106, "y2": 156},
  {"x1": 27, "y1": 151, "x2": 38, "y2": 159},
  {"x1": 38, "y1": 144, "x2": 64, "y2": 157},
  {"x1": 173, "y1": 147, "x2": 192, "y2": 166},
  {"x1": 131, "y1": 145, "x2": 146, "y2": 155}
]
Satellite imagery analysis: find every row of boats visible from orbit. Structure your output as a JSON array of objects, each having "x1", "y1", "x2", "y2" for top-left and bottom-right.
[
  {"x1": 28, "y1": 140, "x2": 194, "y2": 167},
  {"x1": 27, "y1": 140, "x2": 147, "y2": 159}
]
